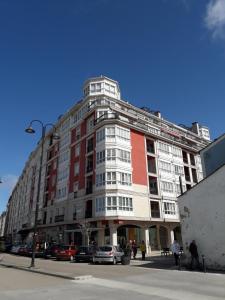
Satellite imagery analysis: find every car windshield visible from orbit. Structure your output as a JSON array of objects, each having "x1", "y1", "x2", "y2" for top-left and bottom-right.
[
  {"x1": 99, "y1": 246, "x2": 113, "y2": 252},
  {"x1": 59, "y1": 246, "x2": 70, "y2": 250}
]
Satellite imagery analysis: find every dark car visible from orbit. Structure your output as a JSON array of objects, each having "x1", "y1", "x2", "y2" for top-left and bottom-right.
[
  {"x1": 43, "y1": 244, "x2": 61, "y2": 259},
  {"x1": 74, "y1": 246, "x2": 97, "y2": 263},
  {"x1": 18, "y1": 245, "x2": 30, "y2": 256}
]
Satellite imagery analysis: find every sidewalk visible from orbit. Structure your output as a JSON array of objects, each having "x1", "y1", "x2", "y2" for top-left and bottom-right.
[{"x1": 0, "y1": 252, "x2": 179, "y2": 280}]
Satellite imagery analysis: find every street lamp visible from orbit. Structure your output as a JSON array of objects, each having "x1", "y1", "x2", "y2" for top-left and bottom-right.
[{"x1": 25, "y1": 119, "x2": 60, "y2": 268}]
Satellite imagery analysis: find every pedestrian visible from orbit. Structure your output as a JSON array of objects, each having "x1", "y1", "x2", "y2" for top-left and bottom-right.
[
  {"x1": 189, "y1": 240, "x2": 200, "y2": 270},
  {"x1": 171, "y1": 240, "x2": 180, "y2": 266},
  {"x1": 132, "y1": 240, "x2": 138, "y2": 259},
  {"x1": 126, "y1": 241, "x2": 132, "y2": 258},
  {"x1": 140, "y1": 240, "x2": 146, "y2": 260}
]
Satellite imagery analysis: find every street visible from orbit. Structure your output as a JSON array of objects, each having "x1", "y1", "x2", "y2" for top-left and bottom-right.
[{"x1": 0, "y1": 254, "x2": 225, "y2": 299}]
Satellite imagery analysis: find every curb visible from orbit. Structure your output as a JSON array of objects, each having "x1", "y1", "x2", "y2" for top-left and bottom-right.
[{"x1": 0, "y1": 262, "x2": 77, "y2": 280}]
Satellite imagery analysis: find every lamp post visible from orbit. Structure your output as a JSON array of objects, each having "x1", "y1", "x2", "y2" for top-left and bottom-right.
[{"x1": 25, "y1": 120, "x2": 59, "y2": 268}]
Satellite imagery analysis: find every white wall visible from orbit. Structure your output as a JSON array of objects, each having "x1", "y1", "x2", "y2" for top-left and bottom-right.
[{"x1": 178, "y1": 165, "x2": 225, "y2": 270}]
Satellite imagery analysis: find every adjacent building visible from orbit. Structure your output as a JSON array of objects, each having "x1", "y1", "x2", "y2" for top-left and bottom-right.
[
  {"x1": 179, "y1": 133, "x2": 225, "y2": 270},
  {"x1": 5, "y1": 76, "x2": 210, "y2": 252}
]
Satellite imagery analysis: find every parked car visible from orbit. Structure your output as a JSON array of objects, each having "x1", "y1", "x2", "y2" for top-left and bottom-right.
[
  {"x1": 10, "y1": 245, "x2": 21, "y2": 254},
  {"x1": 43, "y1": 244, "x2": 61, "y2": 259},
  {"x1": 74, "y1": 246, "x2": 97, "y2": 263},
  {"x1": 92, "y1": 245, "x2": 124, "y2": 264},
  {"x1": 18, "y1": 245, "x2": 30, "y2": 256},
  {"x1": 56, "y1": 245, "x2": 78, "y2": 261}
]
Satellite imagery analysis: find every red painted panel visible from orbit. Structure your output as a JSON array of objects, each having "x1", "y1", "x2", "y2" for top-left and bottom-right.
[{"x1": 131, "y1": 130, "x2": 147, "y2": 185}]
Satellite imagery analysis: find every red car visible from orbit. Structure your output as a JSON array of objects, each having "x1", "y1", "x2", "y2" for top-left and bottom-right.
[{"x1": 56, "y1": 245, "x2": 78, "y2": 261}]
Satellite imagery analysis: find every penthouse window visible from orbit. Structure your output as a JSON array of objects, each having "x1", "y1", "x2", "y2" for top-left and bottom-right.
[{"x1": 158, "y1": 142, "x2": 170, "y2": 153}]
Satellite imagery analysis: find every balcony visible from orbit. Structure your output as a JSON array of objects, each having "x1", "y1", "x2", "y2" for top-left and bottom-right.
[{"x1": 55, "y1": 215, "x2": 64, "y2": 223}]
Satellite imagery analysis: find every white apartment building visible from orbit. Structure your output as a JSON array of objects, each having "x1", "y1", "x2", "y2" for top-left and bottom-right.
[{"x1": 5, "y1": 76, "x2": 210, "y2": 252}]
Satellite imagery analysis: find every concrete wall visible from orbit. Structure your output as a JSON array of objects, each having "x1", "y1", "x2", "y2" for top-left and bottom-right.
[
  {"x1": 201, "y1": 135, "x2": 225, "y2": 177},
  {"x1": 178, "y1": 165, "x2": 225, "y2": 270}
]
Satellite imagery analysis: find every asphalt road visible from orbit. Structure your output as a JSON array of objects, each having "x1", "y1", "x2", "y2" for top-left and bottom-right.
[{"x1": 1, "y1": 258, "x2": 225, "y2": 300}]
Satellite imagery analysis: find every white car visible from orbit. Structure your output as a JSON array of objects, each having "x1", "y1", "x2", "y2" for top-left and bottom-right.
[{"x1": 93, "y1": 245, "x2": 124, "y2": 265}]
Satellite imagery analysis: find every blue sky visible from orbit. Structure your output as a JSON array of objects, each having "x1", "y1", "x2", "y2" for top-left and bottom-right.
[{"x1": 0, "y1": 0, "x2": 225, "y2": 213}]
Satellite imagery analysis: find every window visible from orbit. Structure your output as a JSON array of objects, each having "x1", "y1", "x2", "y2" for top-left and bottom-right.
[
  {"x1": 97, "y1": 110, "x2": 108, "y2": 119},
  {"x1": 161, "y1": 181, "x2": 173, "y2": 193},
  {"x1": 105, "y1": 83, "x2": 115, "y2": 94},
  {"x1": 106, "y1": 127, "x2": 115, "y2": 138},
  {"x1": 107, "y1": 196, "x2": 117, "y2": 210},
  {"x1": 57, "y1": 168, "x2": 69, "y2": 182},
  {"x1": 53, "y1": 160, "x2": 57, "y2": 170},
  {"x1": 148, "y1": 156, "x2": 156, "y2": 173},
  {"x1": 118, "y1": 172, "x2": 131, "y2": 185},
  {"x1": 96, "y1": 150, "x2": 105, "y2": 164},
  {"x1": 174, "y1": 165, "x2": 184, "y2": 175},
  {"x1": 96, "y1": 128, "x2": 105, "y2": 143},
  {"x1": 90, "y1": 83, "x2": 102, "y2": 93},
  {"x1": 117, "y1": 149, "x2": 131, "y2": 163},
  {"x1": 164, "y1": 202, "x2": 176, "y2": 215},
  {"x1": 74, "y1": 162, "x2": 79, "y2": 176},
  {"x1": 87, "y1": 116, "x2": 94, "y2": 133},
  {"x1": 87, "y1": 138, "x2": 94, "y2": 153},
  {"x1": 56, "y1": 186, "x2": 67, "y2": 199},
  {"x1": 175, "y1": 184, "x2": 185, "y2": 196},
  {"x1": 75, "y1": 144, "x2": 80, "y2": 157},
  {"x1": 116, "y1": 127, "x2": 130, "y2": 141},
  {"x1": 190, "y1": 153, "x2": 195, "y2": 166},
  {"x1": 149, "y1": 177, "x2": 158, "y2": 195},
  {"x1": 159, "y1": 161, "x2": 171, "y2": 172},
  {"x1": 151, "y1": 201, "x2": 160, "y2": 218},
  {"x1": 118, "y1": 197, "x2": 133, "y2": 211},
  {"x1": 146, "y1": 140, "x2": 155, "y2": 154},
  {"x1": 192, "y1": 168, "x2": 198, "y2": 183},
  {"x1": 59, "y1": 151, "x2": 69, "y2": 164},
  {"x1": 158, "y1": 142, "x2": 170, "y2": 153},
  {"x1": 171, "y1": 146, "x2": 182, "y2": 157},
  {"x1": 96, "y1": 197, "x2": 105, "y2": 212},
  {"x1": 76, "y1": 126, "x2": 81, "y2": 140},
  {"x1": 73, "y1": 182, "x2": 78, "y2": 198},
  {"x1": 96, "y1": 173, "x2": 105, "y2": 187},
  {"x1": 106, "y1": 172, "x2": 116, "y2": 184},
  {"x1": 106, "y1": 148, "x2": 116, "y2": 160}
]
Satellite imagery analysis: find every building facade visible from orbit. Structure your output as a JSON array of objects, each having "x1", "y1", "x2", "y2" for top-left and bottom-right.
[
  {"x1": 0, "y1": 211, "x2": 6, "y2": 237},
  {"x1": 5, "y1": 76, "x2": 210, "y2": 252}
]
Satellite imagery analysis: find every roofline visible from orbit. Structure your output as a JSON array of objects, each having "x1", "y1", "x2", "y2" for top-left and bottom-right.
[{"x1": 200, "y1": 132, "x2": 225, "y2": 153}]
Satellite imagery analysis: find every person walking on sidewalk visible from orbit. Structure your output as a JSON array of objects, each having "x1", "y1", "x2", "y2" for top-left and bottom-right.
[
  {"x1": 189, "y1": 240, "x2": 200, "y2": 270},
  {"x1": 140, "y1": 240, "x2": 146, "y2": 260},
  {"x1": 132, "y1": 240, "x2": 138, "y2": 259},
  {"x1": 171, "y1": 240, "x2": 180, "y2": 266}
]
